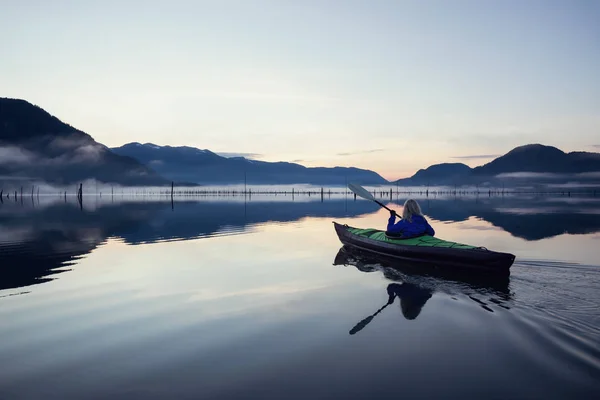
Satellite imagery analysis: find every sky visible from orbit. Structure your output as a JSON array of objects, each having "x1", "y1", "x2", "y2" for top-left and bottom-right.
[{"x1": 1, "y1": 0, "x2": 599, "y2": 180}]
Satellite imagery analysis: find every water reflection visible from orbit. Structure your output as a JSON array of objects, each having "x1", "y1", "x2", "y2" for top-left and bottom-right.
[
  {"x1": 2, "y1": 193, "x2": 600, "y2": 292},
  {"x1": 349, "y1": 283, "x2": 433, "y2": 334},
  {"x1": 414, "y1": 195, "x2": 600, "y2": 241},
  {"x1": 333, "y1": 246, "x2": 511, "y2": 294},
  {"x1": 0, "y1": 199, "x2": 379, "y2": 290},
  {"x1": 334, "y1": 246, "x2": 514, "y2": 317}
]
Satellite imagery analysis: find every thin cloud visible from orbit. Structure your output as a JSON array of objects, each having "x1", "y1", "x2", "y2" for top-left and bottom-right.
[
  {"x1": 337, "y1": 149, "x2": 384, "y2": 156},
  {"x1": 217, "y1": 152, "x2": 262, "y2": 159},
  {"x1": 591, "y1": 145, "x2": 600, "y2": 149},
  {"x1": 495, "y1": 172, "x2": 565, "y2": 179},
  {"x1": 576, "y1": 172, "x2": 600, "y2": 178},
  {"x1": 452, "y1": 154, "x2": 500, "y2": 160},
  {"x1": 0, "y1": 146, "x2": 37, "y2": 165}
]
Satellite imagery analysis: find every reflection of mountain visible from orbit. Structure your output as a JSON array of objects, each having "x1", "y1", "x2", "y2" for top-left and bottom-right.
[
  {"x1": 410, "y1": 196, "x2": 600, "y2": 241},
  {"x1": 2, "y1": 194, "x2": 599, "y2": 291},
  {"x1": 0, "y1": 203, "x2": 154, "y2": 290},
  {"x1": 0, "y1": 198, "x2": 379, "y2": 290}
]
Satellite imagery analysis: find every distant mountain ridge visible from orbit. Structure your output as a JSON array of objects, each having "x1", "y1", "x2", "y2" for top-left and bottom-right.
[
  {"x1": 395, "y1": 144, "x2": 600, "y2": 186},
  {"x1": 395, "y1": 163, "x2": 472, "y2": 185},
  {"x1": 2, "y1": 97, "x2": 599, "y2": 188},
  {"x1": 0, "y1": 98, "x2": 166, "y2": 186},
  {"x1": 111, "y1": 142, "x2": 389, "y2": 185},
  {"x1": 472, "y1": 144, "x2": 600, "y2": 175}
]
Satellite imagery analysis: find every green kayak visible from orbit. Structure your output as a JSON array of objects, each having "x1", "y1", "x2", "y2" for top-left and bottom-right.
[{"x1": 333, "y1": 222, "x2": 515, "y2": 274}]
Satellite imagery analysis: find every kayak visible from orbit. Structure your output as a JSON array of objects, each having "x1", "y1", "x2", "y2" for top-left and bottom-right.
[{"x1": 333, "y1": 222, "x2": 515, "y2": 274}]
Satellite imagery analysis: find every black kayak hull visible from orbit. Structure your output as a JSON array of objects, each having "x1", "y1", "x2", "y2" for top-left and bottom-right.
[{"x1": 333, "y1": 222, "x2": 515, "y2": 274}]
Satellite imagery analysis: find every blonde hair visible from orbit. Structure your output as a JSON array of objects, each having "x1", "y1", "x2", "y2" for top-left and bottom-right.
[{"x1": 402, "y1": 199, "x2": 423, "y2": 222}]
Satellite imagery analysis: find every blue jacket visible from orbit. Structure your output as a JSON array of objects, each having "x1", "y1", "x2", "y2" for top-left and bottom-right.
[{"x1": 387, "y1": 214, "x2": 435, "y2": 238}]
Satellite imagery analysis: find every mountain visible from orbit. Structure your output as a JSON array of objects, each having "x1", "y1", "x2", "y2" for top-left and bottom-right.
[
  {"x1": 395, "y1": 163, "x2": 472, "y2": 185},
  {"x1": 472, "y1": 144, "x2": 600, "y2": 176},
  {"x1": 111, "y1": 142, "x2": 388, "y2": 185},
  {"x1": 395, "y1": 144, "x2": 600, "y2": 186},
  {"x1": 0, "y1": 98, "x2": 166, "y2": 187}
]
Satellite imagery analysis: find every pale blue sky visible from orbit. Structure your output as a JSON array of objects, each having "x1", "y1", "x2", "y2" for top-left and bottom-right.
[{"x1": 2, "y1": 0, "x2": 599, "y2": 179}]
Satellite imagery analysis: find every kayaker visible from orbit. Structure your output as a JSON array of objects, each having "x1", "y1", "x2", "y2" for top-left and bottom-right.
[{"x1": 386, "y1": 199, "x2": 435, "y2": 238}]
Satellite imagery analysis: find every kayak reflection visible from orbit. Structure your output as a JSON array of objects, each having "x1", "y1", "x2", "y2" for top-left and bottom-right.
[
  {"x1": 349, "y1": 282, "x2": 433, "y2": 335},
  {"x1": 334, "y1": 245, "x2": 514, "y2": 326},
  {"x1": 333, "y1": 245, "x2": 511, "y2": 295}
]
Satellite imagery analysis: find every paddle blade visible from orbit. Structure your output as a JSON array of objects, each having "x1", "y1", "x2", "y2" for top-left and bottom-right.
[{"x1": 348, "y1": 182, "x2": 375, "y2": 201}]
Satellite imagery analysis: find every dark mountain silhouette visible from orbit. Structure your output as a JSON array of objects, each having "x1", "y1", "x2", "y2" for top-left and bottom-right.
[
  {"x1": 111, "y1": 142, "x2": 389, "y2": 185},
  {"x1": 0, "y1": 98, "x2": 167, "y2": 187},
  {"x1": 472, "y1": 144, "x2": 600, "y2": 175},
  {"x1": 394, "y1": 144, "x2": 600, "y2": 186},
  {"x1": 395, "y1": 163, "x2": 472, "y2": 185},
  {"x1": 3, "y1": 98, "x2": 598, "y2": 189}
]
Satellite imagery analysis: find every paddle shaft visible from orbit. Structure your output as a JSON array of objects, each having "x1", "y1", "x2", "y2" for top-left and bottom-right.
[{"x1": 374, "y1": 199, "x2": 395, "y2": 214}]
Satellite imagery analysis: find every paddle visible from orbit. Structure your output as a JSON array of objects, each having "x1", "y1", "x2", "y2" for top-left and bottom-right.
[{"x1": 348, "y1": 182, "x2": 398, "y2": 215}]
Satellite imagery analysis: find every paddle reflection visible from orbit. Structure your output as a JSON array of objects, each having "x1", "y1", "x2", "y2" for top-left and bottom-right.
[{"x1": 349, "y1": 282, "x2": 433, "y2": 335}]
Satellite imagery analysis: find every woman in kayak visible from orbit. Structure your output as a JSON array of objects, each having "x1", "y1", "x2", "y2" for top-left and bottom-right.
[{"x1": 386, "y1": 199, "x2": 435, "y2": 238}]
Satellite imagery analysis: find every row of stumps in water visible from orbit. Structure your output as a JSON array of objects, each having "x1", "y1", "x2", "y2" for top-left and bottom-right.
[
  {"x1": 1, "y1": 183, "x2": 597, "y2": 203},
  {"x1": 0, "y1": 186, "x2": 41, "y2": 202}
]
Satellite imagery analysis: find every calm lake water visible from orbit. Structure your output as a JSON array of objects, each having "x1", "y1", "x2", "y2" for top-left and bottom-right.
[{"x1": 1, "y1": 191, "x2": 599, "y2": 399}]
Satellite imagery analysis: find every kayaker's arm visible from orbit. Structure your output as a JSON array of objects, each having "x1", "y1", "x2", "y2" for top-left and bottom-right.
[
  {"x1": 425, "y1": 221, "x2": 435, "y2": 236},
  {"x1": 387, "y1": 211, "x2": 398, "y2": 231}
]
